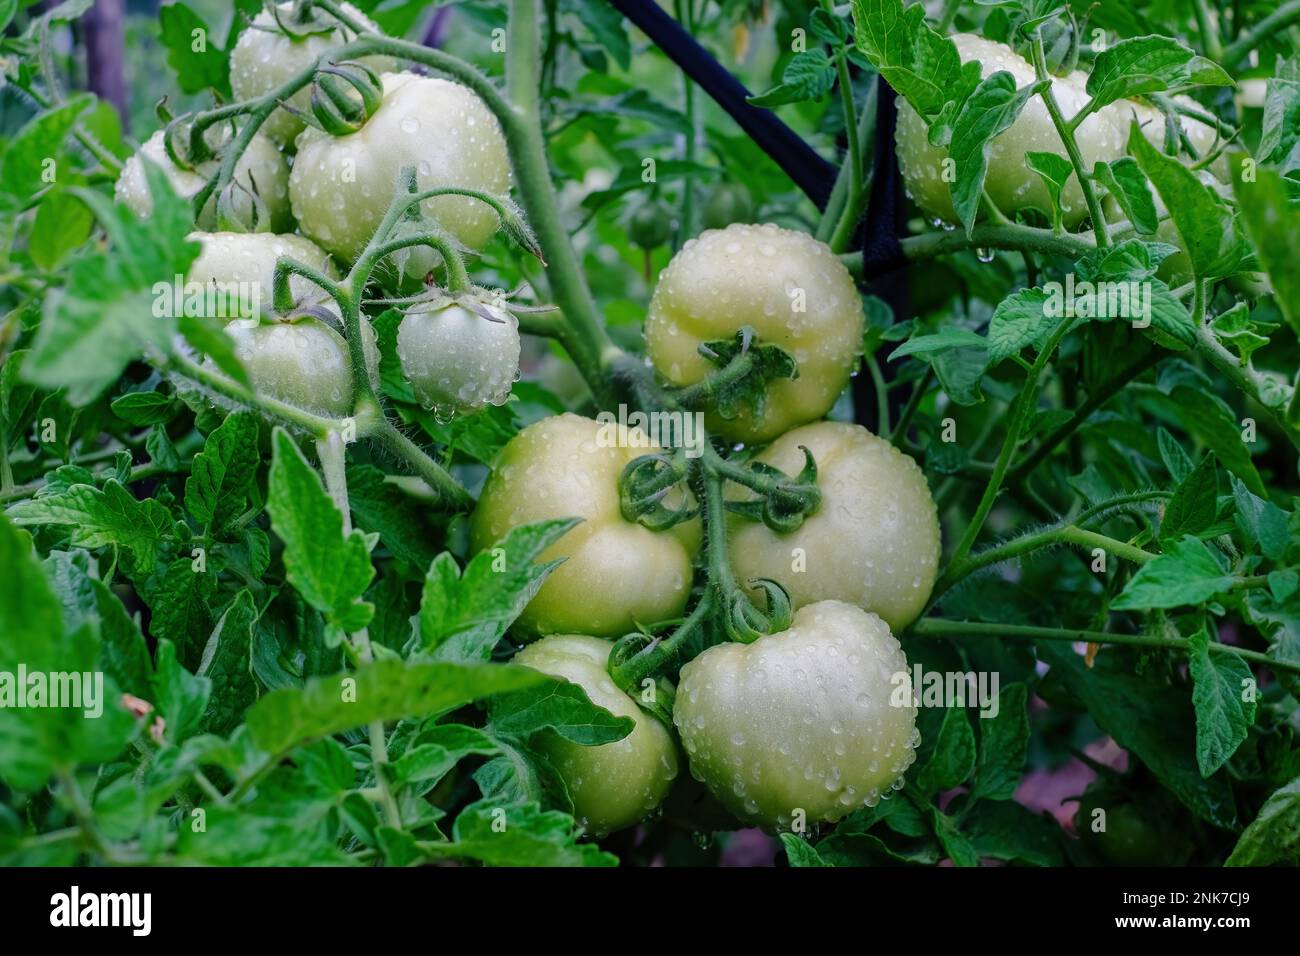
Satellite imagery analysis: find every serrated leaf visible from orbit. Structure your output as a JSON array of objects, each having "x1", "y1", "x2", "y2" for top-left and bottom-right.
[
  {"x1": 948, "y1": 71, "x2": 1041, "y2": 235},
  {"x1": 487, "y1": 679, "x2": 633, "y2": 746},
  {"x1": 1093, "y1": 157, "x2": 1159, "y2": 235},
  {"x1": 1087, "y1": 36, "x2": 1233, "y2": 109},
  {"x1": 1024, "y1": 151, "x2": 1074, "y2": 230},
  {"x1": 749, "y1": 50, "x2": 836, "y2": 107},
  {"x1": 244, "y1": 659, "x2": 547, "y2": 755},
  {"x1": 987, "y1": 287, "x2": 1053, "y2": 363},
  {"x1": 915, "y1": 706, "x2": 976, "y2": 796},
  {"x1": 1226, "y1": 776, "x2": 1300, "y2": 866},
  {"x1": 186, "y1": 411, "x2": 260, "y2": 533},
  {"x1": 970, "y1": 683, "x2": 1029, "y2": 802},
  {"x1": 197, "y1": 589, "x2": 260, "y2": 735},
  {"x1": 1160, "y1": 454, "x2": 1217, "y2": 541},
  {"x1": 1187, "y1": 626, "x2": 1256, "y2": 777},
  {"x1": 267, "y1": 429, "x2": 374, "y2": 633}
]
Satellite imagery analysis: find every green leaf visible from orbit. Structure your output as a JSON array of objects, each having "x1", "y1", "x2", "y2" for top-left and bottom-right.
[
  {"x1": 1024, "y1": 151, "x2": 1074, "y2": 230},
  {"x1": 177, "y1": 314, "x2": 252, "y2": 390},
  {"x1": 159, "y1": 3, "x2": 229, "y2": 94},
  {"x1": 1258, "y1": 69, "x2": 1300, "y2": 169},
  {"x1": 152, "y1": 638, "x2": 211, "y2": 746},
  {"x1": 970, "y1": 683, "x2": 1029, "y2": 802},
  {"x1": 1226, "y1": 776, "x2": 1300, "y2": 866},
  {"x1": 781, "y1": 833, "x2": 830, "y2": 866},
  {"x1": 948, "y1": 71, "x2": 1041, "y2": 235},
  {"x1": 267, "y1": 428, "x2": 374, "y2": 633},
  {"x1": 345, "y1": 463, "x2": 439, "y2": 570},
  {"x1": 487, "y1": 679, "x2": 634, "y2": 746},
  {"x1": 197, "y1": 590, "x2": 260, "y2": 736},
  {"x1": 852, "y1": 0, "x2": 974, "y2": 120},
  {"x1": 424, "y1": 802, "x2": 617, "y2": 867},
  {"x1": 915, "y1": 706, "x2": 976, "y2": 796},
  {"x1": 1129, "y1": 121, "x2": 1247, "y2": 281},
  {"x1": 1232, "y1": 164, "x2": 1300, "y2": 330},
  {"x1": 987, "y1": 287, "x2": 1053, "y2": 363},
  {"x1": 1160, "y1": 454, "x2": 1217, "y2": 542},
  {"x1": 29, "y1": 191, "x2": 93, "y2": 271},
  {"x1": 1232, "y1": 477, "x2": 1290, "y2": 562},
  {"x1": 6, "y1": 480, "x2": 174, "y2": 575},
  {"x1": 109, "y1": 390, "x2": 177, "y2": 426},
  {"x1": 1157, "y1": 427, "x2": 1194, "y2": 483},
  {"x1": 1112, "y1": 536, "x2": 1234, "y2": 609},
  {"x1": 244, "y1": 659, "x2": 548, "y2": 755},
  {"x1": 139, "y1": 557, "x2": 215, "y2": 668},
  {"x1": 0, "y1": 95, "x2": 92, "y2": 214},
  {"x1": 1093, "y1": 158, "x2": 1159, "y2": 235},
  {"x1": 963, "y1": 799, "x2": 1065, "y2": 865},
  {"x1": 890, "y1": 327, "x2": 987, "y2": 359},
  {"x1": 1087, "y1": 36, "x2": 1233, "y2": 109},
  {"x1": 391, "y1": 724, "x2": 501, "y2": 787},
  {"x1": 1242, "y1": 589, "x2": 1300, "y2": 699},
  {"x1": 1187, "y1": 626, "x2": 1256, "y2": 777},
  {"x1": 419, "y1": 518, "x2": 579, "y2": 663},
  {"x1": 186, "y1": 411, "x2": 260, "y2": 533},
  {"x1": 749, "y1": 50, "x2": 836, "y2": 107},
  {"x1": 1038, "y1": 642, "x2": 1237, "y2": 828}
]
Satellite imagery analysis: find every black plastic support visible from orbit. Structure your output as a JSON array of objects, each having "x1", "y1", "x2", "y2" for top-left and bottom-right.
[{"x1": 606, "y1": 0, "x2": 837, "y2": 209}]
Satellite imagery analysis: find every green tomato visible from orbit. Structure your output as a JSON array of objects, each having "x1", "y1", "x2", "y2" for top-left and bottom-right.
[
  {"x1": 186, "y1": 231, "x2": 337, "y2": 318},
  {"x1": 514, "y1": 635, "x2": 679, "y2": 835},
  {"x1": 222, "y1": 314, "x2": 373, "y2": 417},
  {"x1": 673, "y1": 600, "x2": 919, "y2": 829},
  {"x1": 469, "y1": 413, "x2": 701, "y2": 637},
  {"x1": 699, "y1": 182, "x2": 754, "y2": 231},
  {"x1": 629, "y1": 201, "x2": 673, "y2": 249},
  {"x1": 289, "y1": 72, "x2": 511, "y2": 275},
  {"x1": 643, "y1": 223, "x2": 865, "y2": 444},
  {"x1": 115, "y1": 128, "x2": 291, "y2": 232},
  {"x1": 895, "y1": 33, "x2": 1127, "y2": 227},
  {"x1": 1075, "y1": 794, "x2": 1183, "y2": 866},
  {"x1": 229, "y1": 1, "x2": 396, "y2": 148},
  {"x1": 728, "y1": 421, "x2": 940, "y2": 631},
  {"x1": 396, "y1": 300, "x2": 520, "y2": 415}
]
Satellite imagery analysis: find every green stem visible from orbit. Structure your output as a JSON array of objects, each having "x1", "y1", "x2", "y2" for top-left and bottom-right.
[
  {"x1": 1192, "y1": 0, "x2": 1225, "y2": 62},
  {"x1": 889, "y1": 368, "x2": 933, "y2": 445},
  {"x1": 370, "y1": 420, "x2": 472, "y2": 510},
  {"x1": 0, "y1": 459, "x2": 192, "y2": 505},
  {"x1": 864, "y1": 350, "x2": 890, "y2": 436},
  {"x1": 1221, "y1": 0, "x2": 1300, "y2": 69},
  {"x1": 826, "y1": 24, "x2": 865, "y2": 254},
  {"x1": 944, "y1": 317, "x2": 1075, "y2": 574},
  {"x1": 844, "y1": 222, "x2": 1095, "y2": 280},
  {"x1": 1006, "y1": 348, "x2": 1162, "y2": 486},
  {"x1": 674, "y1": 0, "x2": 698, "y2": 243},
  {"x1": 910, "y1": 618, "x2": 1300, "y2": 678},
  {"x1": 1030, "y1": 33, "x2": 1109, "y2": 249},
  {"x1": 1058, "y1": 525, "x2": 1155, "y2": 565}
]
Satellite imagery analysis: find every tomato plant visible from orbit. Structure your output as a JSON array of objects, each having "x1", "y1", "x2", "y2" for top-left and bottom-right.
[{"x1": 1, "y1": 0, "x2": 1299, "y2": 876}]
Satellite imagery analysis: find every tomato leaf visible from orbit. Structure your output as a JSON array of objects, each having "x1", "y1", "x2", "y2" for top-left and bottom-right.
[
  {"x1": 1086, "y1": 35, "x2": 1233, "y2": 109},
  {"x1": 1187, "y1": 625, "x2": 1256, "y2": 778}
]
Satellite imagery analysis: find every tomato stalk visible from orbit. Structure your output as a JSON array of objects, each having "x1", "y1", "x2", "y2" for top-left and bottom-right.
[
  {"x1": 910, "y1": 618, "x2": 1300, "y2": 679},
  {"x1": 1029, "y1": 30, "x2": 1110, "y2": 250}
]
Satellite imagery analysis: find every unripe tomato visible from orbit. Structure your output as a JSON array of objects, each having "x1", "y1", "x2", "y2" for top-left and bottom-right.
[
  {"x1": 469, "y1": 413, "x2": 701, "y2": 637},
  {"x1": 643, "y1": 223, "x2": 865, "y2": 445},
  {"x1": 895, "y1": 33, "x2": 1127, "y2": 227},
  {"x1": 186, "y1": 231, "x2": 337, "y2": 318},
  {"x1": 727, "y1": 421, "x2": 940, "y2": 631},
  {"x1": 699, "y1": 182, "x2": 754, "y2": 231},
  {"x1": 514, "y1": 635, "x2": 678, "y2": 835},
  {"x1": 229, "y1": 1, "x2": 396, "y2": 148},
  {"x1": 396, "y1": 299, "x2": 520, "y2": 415},
  {"x1": 222, "y1": 315, "x2": 372, "y2": 417},
  {"x1": 115, "y1": 128, "x2": 291, "y2": 232},
  {"x1": 629, "y1": 201, "x2": 673, "y2": 249},
  {"x1": 673, "y1": 600, "x2": 919, "y2": 829},
  {"x1": 1075, "y1": 794, "x2": 1180, "y2": 866},
  {"x1": 1125, "y1": 96, "x2": 1228, "y2": 180},
  {"x1": 289, "y1": 72, "x2": 510, "y2": 275}
]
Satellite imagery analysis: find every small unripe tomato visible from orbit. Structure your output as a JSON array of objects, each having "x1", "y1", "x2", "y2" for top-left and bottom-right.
[
  {"x1": 895, "y1": 33, "x2": 1127, "y2": 227},
  {"x1": 514, "y1": 635, "x2": 679, "y2": 835},
  {"x1": 673, "y1": 600, "x2": 919, "y2": 829},
  {"x1": 643, "y1": 223, "x2": 865, "y2": 445},
  {"x1": 629, "y1": 201, "x2": 673, "y2": 249},
  {"x1": 229, "y1": 1, "x2": 396, "y2": 148},
  {"x1": 469, "y1": 413, "x2": 701, "y2": 637},
  {"x1": 396, "y1": 299, "x2": 520, "y2": 415},
  {"x1": 728, "y1": 421, "x2": 940, "y2": 631},
  {"x1": 186, "y1": 231, "x2": 337, "y2": 318},
  {"x1": 115, "y1": 128, "x2": 291, "y2": 232},
  {"x1": 699, "y1": 182, "x2": 755, "y2": 231},
  {"x1": 222, "y1": 315, "x2": 371, "y2": 417},
  {"x1": 289, "y1": 72, "x2": 510, "y2": 275}
]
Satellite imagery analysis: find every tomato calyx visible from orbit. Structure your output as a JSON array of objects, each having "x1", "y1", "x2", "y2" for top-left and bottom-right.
[
  {"x1": 724, "y1": 577, "x2": 792, "y2": 643},
  {"x1": 671, "y1": 326, "x2": 798, "y2": 423},
  {"x1": 618, "y1": 451, "x2": 697, "y2": 531},
  {"x1": 307, "y1": 60, "x2": 384, "y2": 135},
  {"x1": 263, "y1": 0, "x2": 349, "y2": 40},
  {"x1": 721, "y1": 444, "x2": 822, "y2": 533}
]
